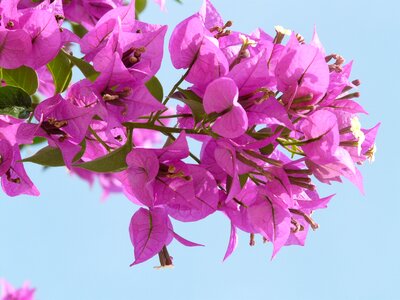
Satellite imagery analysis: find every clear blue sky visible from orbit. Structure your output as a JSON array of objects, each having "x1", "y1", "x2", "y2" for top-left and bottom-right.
[{"x1": 1, "y1": 0, "x2": 398, "y2": 299}]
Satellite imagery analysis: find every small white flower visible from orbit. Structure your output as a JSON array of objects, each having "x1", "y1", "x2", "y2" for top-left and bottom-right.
[
  {"x1": 350, "y1": 116, "x2": 366, "y2": 156},
  {"x1": 274, "y1": 25, "x2": 292, "y2": 36}
]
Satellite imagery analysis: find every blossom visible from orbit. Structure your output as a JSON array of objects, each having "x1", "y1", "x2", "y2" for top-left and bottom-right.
[
  {"x1": 0, "y1": 279, "x2": 35, "y2": 300},
  {"x1": 203, "y1": 77, "x2": 248, "y2": 138}
]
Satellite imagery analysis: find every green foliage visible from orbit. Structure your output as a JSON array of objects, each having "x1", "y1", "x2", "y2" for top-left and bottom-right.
[
  {"x1": 47, "y1": 51, "x2": 73, "y2": 94},
  {"x1": 70, "y1": 22, "x2": 88, "y2": 38},
  {"x1": 0, "y1": 66, "x2": 38, "y2": 95},
  {"x1": 22, "y1": 141, "x2": 86, "y2": 167},
  {"x1": 173, "y1": 88, "x2": 205, "y2": 123},
  {"x1": 146, "y1": 77, "x2": 164, "y2": 102},
  {"x1": 0, "y1": 86, "x2": 32, "y2": 119},
  {"x1": 75, "y1": 131, "x2": 133, "y2": 173},
  {"x1": 136, "y1": 0, "x2": 147, "y2": 15},
  {"x1": 63, "y1": 50, "x2": 100, "y2": 81},
  {"x1": 22, "y1": 146, "x2": 65, "y2": 167}
]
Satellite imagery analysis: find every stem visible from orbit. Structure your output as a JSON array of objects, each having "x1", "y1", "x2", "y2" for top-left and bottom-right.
[
  {"x1": 151, "y1": 54, "x2": 198, "y2": 124},
  {"x1": 139, "y1": 113, "x2": 193, "y2": 120},
  {"x1": 124, "y1": 122, "x2": 207, "y2": 135},
  {"x1": 89, "y1": 127, "x2": 112, "y2": 152},
  {"x1": 162, "y1": 67, "x2": 192, "y2": 106}
]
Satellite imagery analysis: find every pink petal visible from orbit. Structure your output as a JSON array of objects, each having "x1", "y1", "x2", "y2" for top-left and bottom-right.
[
  {"x1": 129, "y1": 207, "x2": 169, "y2": 266},
  {"x1": 223, "y1": 223, "x2": 238, "y2": 261}
]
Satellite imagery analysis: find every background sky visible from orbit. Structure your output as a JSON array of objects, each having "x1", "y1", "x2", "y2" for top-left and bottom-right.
[{"x1": 1, "y1": 0, "x2": 399, "y2": 299}]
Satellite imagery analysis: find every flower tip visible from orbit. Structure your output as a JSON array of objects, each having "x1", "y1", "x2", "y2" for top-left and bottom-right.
[
  {"x1": 153, "y1": 264, "x2": 174, "y2": 270},
  {"x1": 274, "y1": 25, "x2": 291, "y2": 36}
]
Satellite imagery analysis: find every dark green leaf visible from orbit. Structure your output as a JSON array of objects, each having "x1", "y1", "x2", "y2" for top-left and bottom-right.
[
  {"x1": 136, "y1": 0, "x2": 147, "y2": 14},
  {"x1": 260, "y1": 144, "x2": 274, "y2": 156},
  {"x1": 70, "y1": 22, "x2": 88, "y2": 38},
  {"x1": 74, "y1": 131, "x2": 132, "y2": 173},
  {"x1": 145, "y1": 76, "x2": 163, "y2": 102},
  {"x1": 63, "y1": 50, "x2": 99, "y2": 81},
  {"x1": 47, "y1": 51, "x2": 73, "y2": 94},
  {"x1": 22, "y1": 140, "x2": 86, "y2": 167},
  {"x1": 22, "y1": 146, "x2": 65, "y2": 167},
  {"x1": 239, "y1": 173, "x2": 249, "y2": 188},
  {"x1": 0, "y1": 66, "x2": 38, "y2": 95},
  {"x1": 0, "y1": 86, "x2": 32, "y2": 118},
  {"x1": 74, "y1": 144, "x2": 131, "y2": 173},
  {"x1": 172, "y1": 88, "x2": 205, "y2": 123}
]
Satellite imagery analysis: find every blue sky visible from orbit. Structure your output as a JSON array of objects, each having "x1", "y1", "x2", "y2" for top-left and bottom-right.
[{"x1": 1, "y1": 0, "x2": 399, "y2": 299}]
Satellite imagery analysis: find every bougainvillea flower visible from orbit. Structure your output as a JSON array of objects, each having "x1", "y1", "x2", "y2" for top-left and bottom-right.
[
  {"x1": 19, "y1": 10, "x2": 63, "y2": 69},
  {"x1": 246, "y1": 96, "x2": 294, "y2": 129},
  {"x1": 154, "y1": 0, "x2": 166, "y2": 11},
  {"x1": 93, "y1": 22, "x2": 168, "y2": 84},
  {"x1": 19, "y1": 95, "x2": 94, "y2": 167},
  {"x1": 169, "y1": 1, "x2": 229, "y2": 89},
  {"x1": 129, "y1": 207, "x2": 170, "y2": 265},
  {"x1": 1, "y1": 144, "x2": 40, "y2": 197},
  {"x1": 0, "y1": 29, "x2": 32, "y2": 69},
  {"x1": 129, "y1": 207, "x2": 202, "y2": 266},
  {"x1": 300, "y1": 110, "x2": 340, "y2": 163},
  {"x1": 0, "y1": 279, "x2": 35, "y2": 300},
  {"x1": 275, "y1": 33, "x2": 329, "y2": 106},
  {"x1": 68, "y1": 75, "x2": 165, "y2": 128},
  {"x1": 228, "y1": 50, "x2": 274, "y2": 95},
  {"x1": 0, "y1": 117, "x2": 39, "y2": 197},
  {"x1": 120, "y1": 133, "x2": 219, "y2": 221},
  {"x1": 64, "y1": 0, "x2": 123, "y2": 30},
  {"x1": 203, "y1": 77, "x2": 248, "y2": 138},
  {"x1": 166, "y1": 164, "x2": 219, "y2": 222},
  {"x1": 247, "y1": 187, "x2": 292, "y2": 258}
]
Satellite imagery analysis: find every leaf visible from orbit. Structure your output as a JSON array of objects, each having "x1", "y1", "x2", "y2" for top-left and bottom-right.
[
  {"x1": 74, "y1": 132, "x2": 132, "y2": 173},
  {"x1": 0, "y1": 86, "x2": 32, "y2": 118},
  {"x1": 0, "y1": 66, "x2": 38, "y2": 95},
  {"x1": 22, "y1": 140, "x2": 86, "y2": 167},
  {"x1": 47, "y1": 51, "x2": 73, "y2": 94},
  {"x1": 70, "y1": 22, "x2": 88, "y2": 38},
  {"x1": 145, "y1": 76, "x2": 163, "y2": 102},
  {"x1": 172, "y1": 88, "x2": 205, "y2": 123},
  {"x1": 260, "y1": 144, "x2": 274, "y2": 155},
  {"x1": 22, "y1": 146, "x2": 65, "y2": 167},
  {"x1": 239, "y1": 173, "x2": 249, "y2": 188},
  {"x1": 135, "y1": 0, "x2": 147, "y2": 14},
  {"x1": 62, "y1": 50, "x2": 99, "y2": 80}
]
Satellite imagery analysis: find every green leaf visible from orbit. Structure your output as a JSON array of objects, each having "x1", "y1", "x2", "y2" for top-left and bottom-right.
[
  {"x1": 136, "y1": 0, "x2": 147, "y2": 14},
  {"x1": 63, "y1": 50, "x2": 99, "y2": 81},
  {"x1": 47, "y1": 51, "x2": 73, "y2": 94},
  {"x1": 260, "y1": 144, "x2": 274, "y2": 156},
  {"x1": 239, "y1": 174, "x2": 249, "y2": 188},
  {"x1": 0, "y1": 66, "x2": 38, "y2": 95},
  {"x1": 22, "y1": 140, "x2": 86, "y2": 167},
  {"x1": 70, "y1": 22, "x2": 88, "y2": 38},
  {"x1": 22, "y1": 146, "x2": 65, "y2": 167},
  {"x1": 145, "y1": 76, "x2": 163, "y2": 102},
  {"x1": 74, "y1": 131, "x2": 133, "y2": 173},
  {"x1": 75, "y1": 144, "x2": 131, "y2": 173},
  {"x1": 172, "y1": 88, "x2": 205, "y2": 123},
  {"x1": 0, "y1": 86, "x2": 32, "y2": 118}
]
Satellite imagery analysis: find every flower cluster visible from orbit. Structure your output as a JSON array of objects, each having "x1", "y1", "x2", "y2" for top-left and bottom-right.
[
  {"x1": 0, "y1": 279, "x2": 35, "y2": 300},
  {"x1": 0, "y1": 0, "x2": 379, "y2": 267}
]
